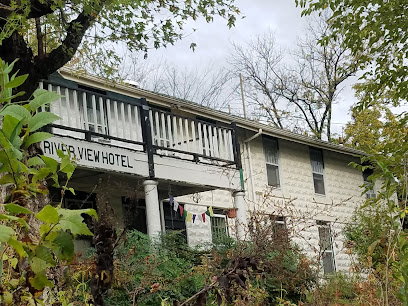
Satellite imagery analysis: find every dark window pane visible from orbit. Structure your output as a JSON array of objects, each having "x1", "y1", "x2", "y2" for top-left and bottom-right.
[
  {"x1": 310, "y1": 148, "x2": 324, "y2": 173},
  {"x1": 163, "y1": 202, "x2": 187, "y2": 241},
  {"x1": 313, "y1": 173, "x2": 325, "y2": 194},
  {"x1": 122, "y1": 197, "x2": 147, "y2": 234},
  {"x1": 267, "y1": 164, "x2": 280, "y2": 187},
  {"x1": 62, "y1": 189, "x2": 97, "y2": 241},
  {"x1": 362, "y1": 168, "x2": 373, "y2": 181},
  {"x1": 264, "y1": 138, "x2": 279, "y2": 164}
]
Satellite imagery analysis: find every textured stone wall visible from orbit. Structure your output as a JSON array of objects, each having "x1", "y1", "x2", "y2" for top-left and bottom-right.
[
  {"x1": 184, "y1": 204, "x2": 213, "y2": 247},
  {"x1": 243, "y1": 137, "x2": 365, "y2": 272},
  {"x1": 179, "y1": 135, "x2": 369, "y2": 272}
]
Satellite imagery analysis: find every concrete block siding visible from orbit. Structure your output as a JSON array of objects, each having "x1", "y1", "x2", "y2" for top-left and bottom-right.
[{"x1": 179, "y1": 135, "x2": 368, "y2": 272}]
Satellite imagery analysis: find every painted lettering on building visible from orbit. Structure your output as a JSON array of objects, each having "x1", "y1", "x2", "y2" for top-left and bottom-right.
[{"x1": 42, "y1": 140, "x2": 133, "y2": 169}]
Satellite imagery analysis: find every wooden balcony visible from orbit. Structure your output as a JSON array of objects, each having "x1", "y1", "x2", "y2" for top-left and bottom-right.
[{"x1": 39, "y1": 80, "x2": 242, "y2": 192}]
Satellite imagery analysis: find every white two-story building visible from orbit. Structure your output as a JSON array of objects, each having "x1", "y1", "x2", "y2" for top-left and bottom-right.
[{"x1": 42, "y1": 69, "x2": 371, "y2": 274}]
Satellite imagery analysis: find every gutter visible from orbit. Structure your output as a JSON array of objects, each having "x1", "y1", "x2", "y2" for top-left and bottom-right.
[{"x1": 243, "y1": 129, "x2": 263, "y2": 205}]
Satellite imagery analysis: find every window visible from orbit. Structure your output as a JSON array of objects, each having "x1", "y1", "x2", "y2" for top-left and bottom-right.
[
  {"x1": 363, "y1": 168, "x2": 376, "y2": 199},
  {"x1": 263, "y1": 138, "x2": 280, "y2": 187},
  {"x1": 122, "y1": 197, "x2": 147, "y2": 234},
  {"x1": 49, "y1": 188, "x2": 97, "y2": 241},
  {"x1": 271, "y1": 215, "x2": 288, "y2": 243},
  {"x1": 211, "y1": 210, "x2": 228, "y2": 243},
  {"x1": 310, "y1": 148, "x2": 325, "y2": 195},
  {"x1": 317, "y1": 221, "x2": 335, "y2": 274},
  {"x1": 162, "y1": 201, "x2": 187, "y2": 241}
]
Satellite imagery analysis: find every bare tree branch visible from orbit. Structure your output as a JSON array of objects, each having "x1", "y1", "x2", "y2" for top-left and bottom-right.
[{"x1": 229, "y1": 13, "x2": 359, "y2": 140}]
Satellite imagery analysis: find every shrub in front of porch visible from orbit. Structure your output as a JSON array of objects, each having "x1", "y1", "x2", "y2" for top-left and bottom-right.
[
  {"x1": 106, "y1": 230, "x2": 208, "y2": 305},
  {"x1": 106, "y1": 224, "x2": 316, "y2": 305}
]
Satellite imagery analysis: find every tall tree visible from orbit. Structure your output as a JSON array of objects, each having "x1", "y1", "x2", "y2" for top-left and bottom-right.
[
  {"x1": 149, "y1": 64, "x2": 234, "y2": 109},
  {"x1": 230, "y1": 15, "x2": 359, "y2": 140},
  {"x1": 297, "y1": 4, "x2": 408, "y2": 302},
  {"x1": 343, "y1": 84, "x2": 408, "y2": 155},
  {"x1": 229, "y1": 32, "x2": 286, "y2": 128},
  {"x1": 297, "y1": 0, "x2": 408, "y2": 107},
  {"x1": 0, "y1": 0, "x2": 240, "y2": 98}
]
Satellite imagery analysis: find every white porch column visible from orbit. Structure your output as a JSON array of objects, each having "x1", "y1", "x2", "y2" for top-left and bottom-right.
[
  {"x1": 143, "y1": 180, "x2": 161, "y2": 238},
  {"x1": 233, "y1": 191, "x2": 247, "y2": 240}
]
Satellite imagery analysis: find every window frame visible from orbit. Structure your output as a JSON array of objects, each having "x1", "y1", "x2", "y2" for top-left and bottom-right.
[
  {"x1": 263, "y1": 137, "x2": 281, "y2": 188},
  {"x1": 317, "y1": 220, "x2": 336, "y2": 275},
  {"x1": 122, "y1": 197, "x2": 147, "y2": 234},
  {"x1": 310, "y1": 147, "x2": 326, "y2": 195},
  {"x1": 270, "y1": 215, "x2": 288, "y2": 242},
  {"x1": 161, "y1": 201, "x2": 187, "y2": 240},
  {"x1": 210, "y1": 212, "x2": 229, "y2": 243}
]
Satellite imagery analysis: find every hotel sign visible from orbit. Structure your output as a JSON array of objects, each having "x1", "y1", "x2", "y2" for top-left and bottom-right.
[{"x1": 41, "y1": 136, "x2": 149, "y2": 176}]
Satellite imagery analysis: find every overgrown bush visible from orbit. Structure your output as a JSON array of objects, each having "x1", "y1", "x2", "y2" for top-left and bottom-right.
[
  {"x1": 106, "y1": 231, "x2": 208, "y2": 305},
  {"x1": 104, "y1": 226, "x2": 316, "y2": 306},
  {"x1": 306, "y1": 273, "x2": 359, "y2": 304},
  {"x1": 344, "y1": 198, "x2": 393, "y2": 272}
]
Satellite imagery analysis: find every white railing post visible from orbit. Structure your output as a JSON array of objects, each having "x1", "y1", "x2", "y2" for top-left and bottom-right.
[
  {"x1": 65, "y1": 88, "x2": 72, "y2": 128},
  {"x1": 106, "y1": 99, "x2": 112, "y2": 135},
  {"x1": 191, "y1": 121, "x2": 197, "y2": 154},
  {"x1": 73, "y1": 90, "x2": 80, "y2": 129},
  {"x1": 198, "y1": 122, "x2": 203, "y2": 155},
  {"x1": 184, "y1": 118, "x2": 190, "y2": 152},
  {"x1": 99, "y1": 97, "x2": 106, "y2": 135},
  {"x1": 120, "y1": 102, "x2": 126, "y2": 138},
  {"x1": 82, "y1": 92, "x2": 89, "y2": 131},
  {"x1": 127, "y1": 103, "x2": 134, "y2": 140}
]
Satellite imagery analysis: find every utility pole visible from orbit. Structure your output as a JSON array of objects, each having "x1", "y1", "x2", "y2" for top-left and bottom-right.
[{"x1": 239, "y1": 73, "x2": 246, "y2": 119}]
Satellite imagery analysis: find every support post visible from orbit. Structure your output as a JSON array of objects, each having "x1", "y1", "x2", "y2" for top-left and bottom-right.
[
  {"x1": 231, "y1": 122, "x2": 242, "y2": 170},
  {"x1": 233, "y1": 191, "x2": 247, "y2": 240},
  {"x1": 140, "y1": 98, "x2": 155, "y2": 178},
  {"x1": 143, "y1": 180, "x2": 161, "y2": 238}
]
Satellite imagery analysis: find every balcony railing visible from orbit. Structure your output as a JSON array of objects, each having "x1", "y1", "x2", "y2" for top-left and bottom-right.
[{"x1": 40, "y1": 80, "x2": 241, "y2": 171}]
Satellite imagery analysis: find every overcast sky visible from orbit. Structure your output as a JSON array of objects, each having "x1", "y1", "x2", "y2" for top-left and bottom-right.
[{"x1": 141, "y1": 1, "x2": 359, "y2": 137}]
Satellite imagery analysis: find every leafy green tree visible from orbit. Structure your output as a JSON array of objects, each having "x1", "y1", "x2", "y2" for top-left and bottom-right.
[
  {"x1": 343, "y1": 103, "x2": 408, "y2": 155},
  {"x1": 0, "y1": 0, "x2": 240, "y2": 98},
  {"x1": 0, "y1": 59, "x2": 97, "y2": 304},
  {"x1": 296, "y1": 3, "x2": 408, "y2": 303},
  {"x1": 297, "y1": 0, "x2": 408, "y2": 107}
]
